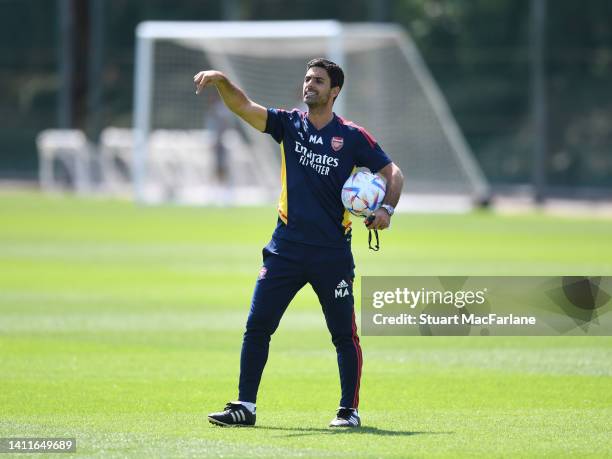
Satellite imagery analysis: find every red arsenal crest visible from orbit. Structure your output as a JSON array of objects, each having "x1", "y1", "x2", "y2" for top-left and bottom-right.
[{"x1": 331, "y1": 136, "x2": 344, "y2": 151}]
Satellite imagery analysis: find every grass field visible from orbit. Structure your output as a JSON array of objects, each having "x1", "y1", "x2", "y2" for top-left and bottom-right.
[{"x1": 1, "y1": 191, "x2": 612, "y2": 458}]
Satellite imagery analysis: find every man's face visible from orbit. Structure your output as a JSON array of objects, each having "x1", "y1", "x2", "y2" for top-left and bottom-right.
[{"x1": 303, "y1": 66, "x2": 338, "y2": 108}]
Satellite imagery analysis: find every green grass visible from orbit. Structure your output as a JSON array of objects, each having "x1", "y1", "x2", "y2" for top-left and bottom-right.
[{"x1": 1, "y1": 191, "x2": 611, "y2": 458}]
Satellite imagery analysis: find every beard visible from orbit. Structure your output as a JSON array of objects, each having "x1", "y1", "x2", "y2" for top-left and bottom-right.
[{"x1": 303, "y1": 91, "x2": 331, "y2": 108}]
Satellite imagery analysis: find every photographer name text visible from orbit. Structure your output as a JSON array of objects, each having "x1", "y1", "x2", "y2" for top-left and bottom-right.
[{"x1": 372, "y1": 312, "x2": 536, "y2": 326}]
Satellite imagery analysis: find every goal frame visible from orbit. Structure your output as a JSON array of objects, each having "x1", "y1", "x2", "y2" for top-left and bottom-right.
[{"x1": 133, "y1": 20, "x2": 489, "y2": 207}]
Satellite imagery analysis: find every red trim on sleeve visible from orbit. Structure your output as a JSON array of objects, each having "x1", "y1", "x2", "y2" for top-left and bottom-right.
[{"x1": 337, "y1": 115, "x2": 377, "y2": 148}]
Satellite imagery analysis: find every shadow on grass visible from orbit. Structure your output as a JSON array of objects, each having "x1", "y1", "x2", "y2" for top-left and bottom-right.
[{"x1": 255, "y1": 426, "x2": 454, "y2": 438}]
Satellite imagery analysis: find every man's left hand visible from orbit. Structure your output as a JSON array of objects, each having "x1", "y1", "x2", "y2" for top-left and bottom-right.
[{"x1": 364, "y1": 208, "x2": 391, "y2": 230}]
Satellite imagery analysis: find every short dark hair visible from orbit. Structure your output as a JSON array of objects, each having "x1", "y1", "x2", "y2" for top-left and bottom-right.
[{"x1": 306, "y1": 58, "x2": 344, "y2": 93}]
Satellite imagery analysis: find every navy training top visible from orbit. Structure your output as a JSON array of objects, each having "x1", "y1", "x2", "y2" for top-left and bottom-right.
[{"x1": 264, "y1": 108, "x2": 392, "y2": 248}]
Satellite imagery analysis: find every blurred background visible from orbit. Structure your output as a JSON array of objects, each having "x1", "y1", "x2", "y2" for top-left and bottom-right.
[
  {"x1": 1, "y1": 0, "x2": 611, "y2": 205},
  {"x1": 1, "y1": 4, "x2": 612, "y2": 455}
]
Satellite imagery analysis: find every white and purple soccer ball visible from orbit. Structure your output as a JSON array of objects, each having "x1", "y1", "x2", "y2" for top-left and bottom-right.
[{"x1": 341, "y1": 170, "x2": 386, "y2": 217}]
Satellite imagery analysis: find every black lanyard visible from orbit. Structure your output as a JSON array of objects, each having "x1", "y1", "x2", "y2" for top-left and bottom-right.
[
  {"x1": 368, "y1": 229, "x2": 379, "y2": 251},
  {"x1": 365, "y1": 214, "x2": 380, "y2": 251}
]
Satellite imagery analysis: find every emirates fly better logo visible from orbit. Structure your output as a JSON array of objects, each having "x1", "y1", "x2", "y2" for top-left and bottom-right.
[{"x1": 295, "y1": 141, "x2": 339, "y2": 176}]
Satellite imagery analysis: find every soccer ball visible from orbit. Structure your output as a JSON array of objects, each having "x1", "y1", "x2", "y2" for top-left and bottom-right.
[{"x1": 341, "y1": 170, "x2": 386, "y2": 217}]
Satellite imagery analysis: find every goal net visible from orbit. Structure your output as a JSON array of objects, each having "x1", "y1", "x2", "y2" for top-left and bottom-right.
[{"x1": 132, "y1": 21, "x2": 489, "y2": 208}]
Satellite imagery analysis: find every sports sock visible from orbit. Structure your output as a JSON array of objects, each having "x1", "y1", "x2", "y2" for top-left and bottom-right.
[
  {"x1": 235, "y1": 401, "x2": 256, "y2": 414},
  {"x1": 339, "y1": 406, "x2": 358, "y2": 415}
]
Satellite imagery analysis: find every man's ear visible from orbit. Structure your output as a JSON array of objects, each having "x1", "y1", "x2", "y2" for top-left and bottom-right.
[{"x1": 331, "y1": 86, "x2": 340, "y2": 99}]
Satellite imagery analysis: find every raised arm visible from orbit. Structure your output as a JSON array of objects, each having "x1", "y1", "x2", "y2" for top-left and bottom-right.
[{"x1": 194, "y1": 70, "x2": 267, "y2": 132}]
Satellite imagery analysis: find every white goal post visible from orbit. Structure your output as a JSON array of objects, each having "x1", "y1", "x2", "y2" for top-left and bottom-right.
[{"x1": 133, "y1": 20, "x2": 489, "y2": 209}]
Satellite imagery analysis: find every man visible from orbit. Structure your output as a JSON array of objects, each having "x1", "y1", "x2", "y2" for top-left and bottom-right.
[{"x1": 195, "y1": 59, "x2": 403, "y2": 428}]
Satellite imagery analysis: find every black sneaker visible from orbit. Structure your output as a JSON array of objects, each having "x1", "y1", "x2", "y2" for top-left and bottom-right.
[
  {"x1": 208, "y1": 402, "x2": 256, "y2": 427},
  {"x1": 329, "y1": 407, "x2": 361, "y2": 427}
]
